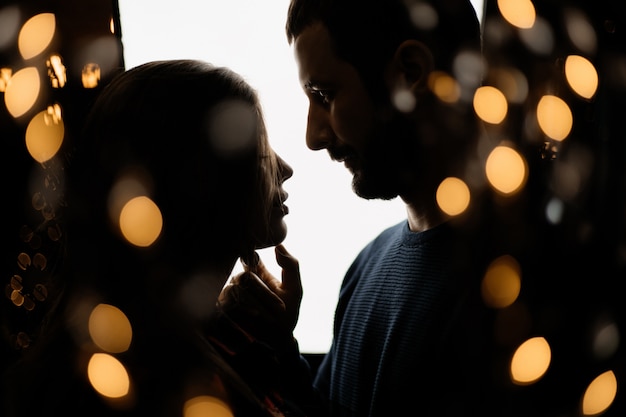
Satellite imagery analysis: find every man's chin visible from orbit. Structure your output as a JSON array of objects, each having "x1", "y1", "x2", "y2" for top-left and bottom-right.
[{"x1": 352, "y1": 175, "x2": 399, "y2": 201}]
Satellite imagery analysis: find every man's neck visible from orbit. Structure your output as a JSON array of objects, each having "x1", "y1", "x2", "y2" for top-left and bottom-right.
[{"x1": 403, "y1": 199, "x2": 446, "y2": 232}]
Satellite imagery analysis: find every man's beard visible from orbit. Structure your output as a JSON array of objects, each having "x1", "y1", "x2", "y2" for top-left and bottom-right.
[{"x1": 351, "y1": 114, "x2": 417, "y2": 201}]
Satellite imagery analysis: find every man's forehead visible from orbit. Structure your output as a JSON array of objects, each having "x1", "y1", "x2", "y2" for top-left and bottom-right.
[{"x1": 294, "y1": 23, "x2": 339, "y2": 79}]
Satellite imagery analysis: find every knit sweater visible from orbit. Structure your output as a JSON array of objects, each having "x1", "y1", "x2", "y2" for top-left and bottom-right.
[{"x1": 308, "y1": 220, "x2": 492, "y2": 417}]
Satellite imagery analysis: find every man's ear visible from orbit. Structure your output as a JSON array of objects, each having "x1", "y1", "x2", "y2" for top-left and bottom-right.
[{"x1": 389, "y1": 40, "x2": 434, "y2": 93}]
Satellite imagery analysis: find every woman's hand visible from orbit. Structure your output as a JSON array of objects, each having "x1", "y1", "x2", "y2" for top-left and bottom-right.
[{"x1": 217, "y1": 244, "x2": 303, "y2": 348}]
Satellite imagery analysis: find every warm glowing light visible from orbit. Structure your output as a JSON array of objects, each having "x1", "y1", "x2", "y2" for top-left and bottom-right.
[
  {"x1": 436, "y1": 177, "x2": 470, "y2": 216},
  {"x1": 4, "y1": 66, "x2": 40, "y2": 118},
  {"x1": 485, "y1": 145, "x2": 527, "y2": 195},
  {"x1": 119, "y1": 196, "x2": 163, "y2": 247},
  {"x1": 428, "y1": 71, "x2": 460, "y2": 103},
  {"x1": 490, "y1": 67, "x2": 528, "y2": 104},
  {"x1": 25, "y1": 106, "x2": 65, "y2": 163},
  {"x1": 87, "y1": 353, "x2": 130, "y2": 398},
  {"x1": 89, "y1": 304, "x2": 132, "y2": 353},
  {"x1": 473, "y1": 86, "x2": 507, "y2": 124},
  {"x1": 18, "y1": 13, "x2": 56, "y2": 60},
  {"x1": 537, "y1": 95, "x2": 573, "y2": 141},
  {"x1": 565, "y1": 55, "x2": 598, "y2": 99},
  {"x1": 0, "y1": 67, "x2": 12, "y2": 92},
  {"x1": 497, "y1": 0, "x2": 536, "y2": 29},
  {"x1": 82, "y1": 62, "x2": 101, "y2": 88},
  {"x1": 481, "y1": 255, "x2": 521, "y2": 308},
  {"x1": 510, "y1": 336, "x2": 551, "y2": 385},
  {"x1": 184, "y1": 395, "x2": 234, "y2": 417},
  {"x1": 581, "y1": 370, "x2": 617, "y2": 416},
  {"x1": 47, "y1": 54, "x2": 67, "y2": 88},
  {"x1": 110, "y1": 17, "x2": 115, "y2": 34},
  {"x1": 78, "y1": 36, "x2": 122, "y2": 83}
]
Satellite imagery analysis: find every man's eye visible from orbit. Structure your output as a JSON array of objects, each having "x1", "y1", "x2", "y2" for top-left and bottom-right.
[{"x1": 311, "y1": 88, "x2": 332, "y2": 105}]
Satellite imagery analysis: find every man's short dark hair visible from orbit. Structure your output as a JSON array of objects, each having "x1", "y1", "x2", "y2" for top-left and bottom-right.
[{"x1": 286, "y1": 0, "x2": 481, "y2": 101}]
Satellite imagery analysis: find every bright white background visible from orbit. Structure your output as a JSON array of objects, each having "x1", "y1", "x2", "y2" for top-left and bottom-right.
[{"x1": 117, "y1": 0, "x2": 482, "y2": 353}]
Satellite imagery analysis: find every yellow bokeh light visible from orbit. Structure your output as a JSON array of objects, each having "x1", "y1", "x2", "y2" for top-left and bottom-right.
[
  {"x1": 0, "y1": 67, "x2": 12, "y2": 92},
  {"x1": 25, "y1": 106, "x2": 64, "y2": 163},
  {"x1": 184, "y1": 395, "x2": 234, "y2": 417},
  {"x1": 481, "y1": 255, "x2": 521, "y2": 308},
  {"x1": 88, "y1": 304, "x2": 132, "y2": 353},
  {"x1": 497, "y1": 0, "x2": 536, "y2": 29},
  {"x1": 581, "y1": 370, "x2": 617, "y2": 416},
  {"x1": 4, "y1": 66, "x2": 40, "y2": 118},
  {"x1": 119, "y1": 196, "x2": 163, "y2": 247},
  {"x1": 428, "y1": 71, "x2": 460, "y2": 103},
  {"x1": 82, "y1": 62, "x2": 101, "y2": 89},
  {"x1": 87, "y1": 353, "x2": 130, "y2": 398},
  {"x1": 485, "y1": 145, "x2": 527, "y2": 195},
  {"x1": 536, "y1": 95, "x2": 573, "y2": 141},
  {"x1": 565, "y1": 55, "x2": 598, "y2": 99},
  {"x1": 473, "y1": 86, "x2": 508, "y2": 124},
  {"x1": 18, "y1": 13, "x2": 56, "y2": 60},
  {"x1": 510, "y1": 336, "x2": 551, "y2": 385},
  {"x1": 436, "y1": 177, "x2": 470, "y2": 216},
  {"x1": 47, "y1": 54, "x2": 67, "y2": 88}
]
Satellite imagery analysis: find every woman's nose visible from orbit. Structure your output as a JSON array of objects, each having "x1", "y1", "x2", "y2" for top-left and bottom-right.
[
  {"x1": 306, "y1": 103, "x2": 333, "y2": 151},
  {"x1": 277, "y1": 154, "x2": 293, "y2": 181}
]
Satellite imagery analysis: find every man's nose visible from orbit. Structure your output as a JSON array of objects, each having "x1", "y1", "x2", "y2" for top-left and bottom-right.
[{"x1": 305, "y1": 104, "x2": 332, "y2": 151}]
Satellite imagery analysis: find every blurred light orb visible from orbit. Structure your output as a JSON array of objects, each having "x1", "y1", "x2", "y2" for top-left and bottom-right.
[
  {"x1": 82, "y1": 62, "x2": 101, "y2": 88},
  {"x1": 4, "y1": 66, "x2": 40, "y2": 118},
  {"x1": 510, "y1": 336, "x2": 551, "y2": 385},
  {"x1": 208, "y1": 99, "x2": 257, "y2": 156},
  {"x1": 565, "y1": 8, "x2": 597, "y2": 54},
  {"x1": 428, "y1": 71, "x2": 460, "y2": 103},
  {"x1": 518, "y1": 17, "x2": 554, "y2": 56},
  {"x1": 87, "y1": 353, "x2": 130, "y2": 398},
  {"x1": 490, "y1": 67, "x2": 528, "y2": 104},
  {"x1": 393, "y1": 89, "x2": 416, "y2": 113},
  {"x1": 565, "y1": 55, "x2": 598, "y2": 99},
  {"x1": 497, "y1": 0, "x2": 535, "y2": 29},
  {"x1": 481, "y1": 254, "x2": 521, "y2": 308},
  {"x1": 545, "y1": 197, "x2": 564, "y2": 225},
  {"x1": 47, "y1": 54, "x2": 67, "y2": 88},
  {"x1": 119, "y1": 196, "x2": 163, "y2": 247},
  {"x1": 593, "y1": 322, "x2": 620, "y2": 359},
  {"x1": 0, "y1": 67, "x2": 12, "y2": 92},
  {"x1": 89, "y1": 303, "x2": 133, "y2": 353},
  {"x1": 453, "y1": 50, "x2": 485, "y2": 91},
  {"x1": 76, "y1": 36, "x2": 121, "y2": 81},
  {"x1": 436, "y1": 177, "x2": 470, "y2": 216},
  {"x1": 537, "y1": 95, "x2": 573, "y2": 141},
  {"x1": 581, "y1": 370, "x2": 617, "y2": 416},
  {"x1": 25, "y1": 106, "x2": 64, "y2": 163},
  {"x1": 485, "y1": 145, "x2": 527, "y2": 195},
  {"x1": 0, "y1": 5, "x2": 21, "y2": 49},
  {"x1": 184, "y1": 395, "x2": 234, "y2": 417},
  {"x1": 473, "y1": 86, "x2": 507, "y2": 124},
  {"x1": 18, "y1": 13, "x2": 56, "y2": 60},
  {"x1": 408, "y1": 2, "x2": 438, "y2": 31}
]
